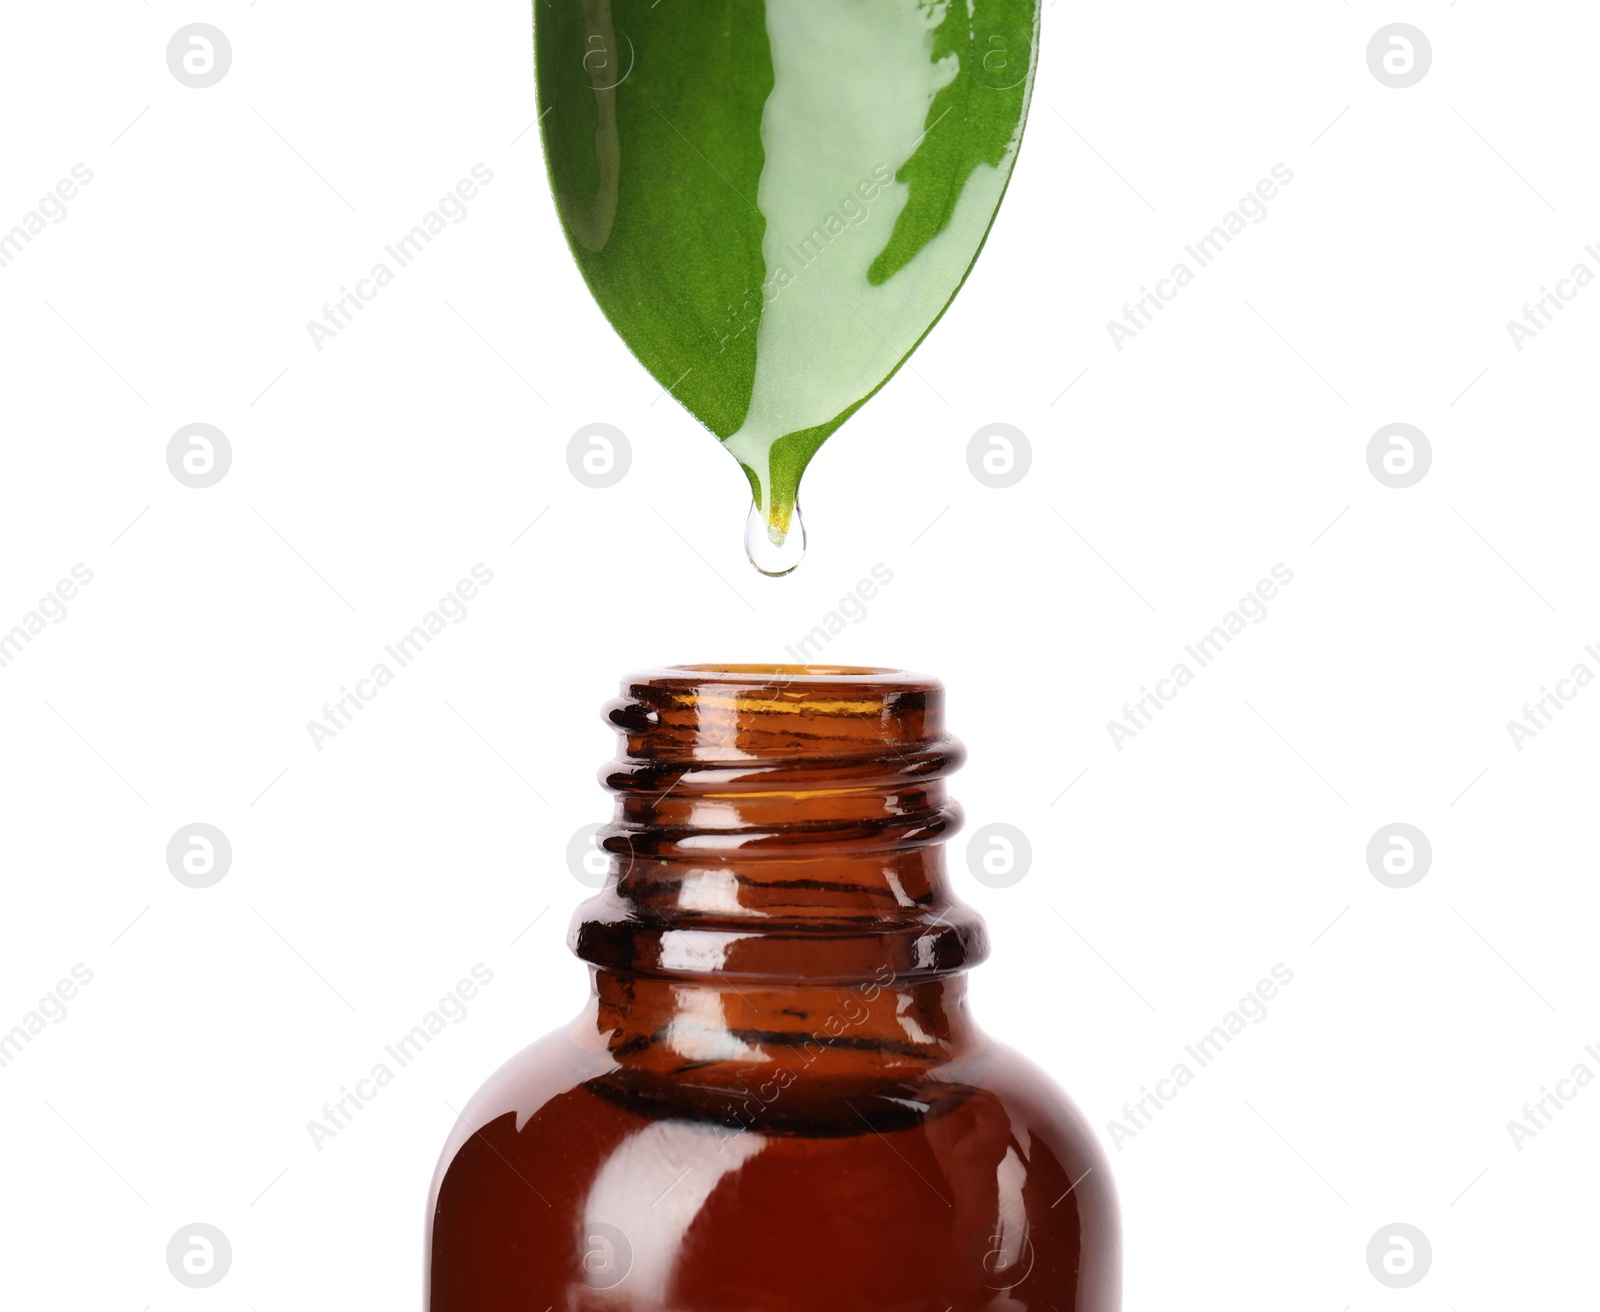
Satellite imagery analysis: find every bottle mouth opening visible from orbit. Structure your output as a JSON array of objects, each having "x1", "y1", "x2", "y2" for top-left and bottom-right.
[
  {"x1": 607, "y1": 666, "x2": 952, "y2": 762},
  {"x1": 653, "y1": 664, "x2": 933, "y2": 686},
  {"x1": 600, "y1": 664, "x2": 963, "y2": 824}
]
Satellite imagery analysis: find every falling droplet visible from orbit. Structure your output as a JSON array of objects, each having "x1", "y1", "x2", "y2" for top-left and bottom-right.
[{"x1": 745, "y1": 500, "x2": 806, "y2": 577}]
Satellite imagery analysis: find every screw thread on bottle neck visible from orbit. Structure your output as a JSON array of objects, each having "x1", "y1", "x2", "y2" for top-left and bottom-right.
[{"x1": 569, "y1": 666, "x2": 987, "y2": 985}]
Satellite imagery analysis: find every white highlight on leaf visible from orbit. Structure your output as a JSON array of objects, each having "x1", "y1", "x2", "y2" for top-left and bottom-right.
[{"x1": 724, "y1": 0, "x2": 1026, "y2": 529}]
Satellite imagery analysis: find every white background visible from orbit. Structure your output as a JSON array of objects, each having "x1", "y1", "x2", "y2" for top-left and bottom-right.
[{"x1": 1, "y1": 2, "x2": 1596, "y2": 1308}]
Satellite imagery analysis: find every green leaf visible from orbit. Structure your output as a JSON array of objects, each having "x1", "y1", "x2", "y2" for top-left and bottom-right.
[
  {"x1": 536, "y1": 0, "x2": 1040, "y2": 571},
  {"x1": 868, "y1": 0, "x2": 1039, "y2": 285}
]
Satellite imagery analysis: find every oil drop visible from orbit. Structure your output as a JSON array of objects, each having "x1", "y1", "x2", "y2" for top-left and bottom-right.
[{"x1": 744, "y1": 499, "x2": 806, "y2": 577}]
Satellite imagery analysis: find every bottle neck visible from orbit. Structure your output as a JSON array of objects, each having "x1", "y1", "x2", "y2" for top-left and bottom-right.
[
  {"x1": 587, "y1": 970, "x2": 981, "y2": 1075},
  {"x1": 568, "y1": 666, "x2": 988, "y2": 1072}
]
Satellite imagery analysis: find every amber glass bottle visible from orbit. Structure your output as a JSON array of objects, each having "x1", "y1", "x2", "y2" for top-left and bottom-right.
[{"x1": 426, "y1": 665, "x2": 1119, "y2": 1310}]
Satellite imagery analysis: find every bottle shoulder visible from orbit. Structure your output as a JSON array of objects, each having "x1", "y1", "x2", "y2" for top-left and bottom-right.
[
  {"x1": 432, "y1": 1018, "x2": 1109, "y2": 1173},
  {"x1": 426, "y1": 1019, "x2": 606, "y2": 1194},
  {"x1": 428, "y1": 1025, "x2": 1119, "y2": 1310}
]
